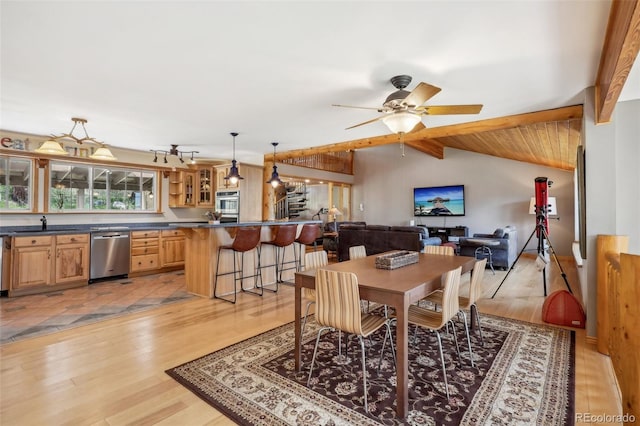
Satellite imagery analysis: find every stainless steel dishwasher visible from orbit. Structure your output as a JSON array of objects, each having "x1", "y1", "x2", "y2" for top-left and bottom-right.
[{"x1": 90, "y1": 227, "x2": 130, "y2": 281}]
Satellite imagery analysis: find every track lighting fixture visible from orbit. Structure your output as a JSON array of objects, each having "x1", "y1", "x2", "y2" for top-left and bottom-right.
[
  {"x1": 266, "y1": 142, "x2": 283, "y2": 188},
  {"x1": 150, "y1": 144, "x2": 199, "y2": 165},
  {"x1": 224, "y1": 132, "x2": 244, "y2": 185}
]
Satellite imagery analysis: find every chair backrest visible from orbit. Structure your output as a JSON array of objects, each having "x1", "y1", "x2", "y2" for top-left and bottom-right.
[
  {"x1": 438, "y1": 266, "x2": 463, "y2": 328},
  {"x1": 231, "y1": 226, "x2": 262, "y2": 252},
  {"x1": 304, "y1": 250, "x2": 328, "y2": 270},
  {"x1": 296, "y1": 223, "x2": 320, "y2": 245},
  {"x1": 466, "y1": 258, "x2": 487, "y2": 306},
  {"x1": 270, "y1": 224, "x2": 297, "y2": 246},
  {"x1": 349, "y1": 245, "x2": 367, "y2": 259},
  {"x1": 424, "y1": 245, "x2": 454, "y2": 256},
  {"x1": 315, "y1": 269, "x2": 363, "y2": 335}
]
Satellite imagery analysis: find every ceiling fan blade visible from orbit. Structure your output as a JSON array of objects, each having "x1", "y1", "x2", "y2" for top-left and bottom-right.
[
  {"x1": 332, "y1": 103, "x2": 384, "y2": 111},
  {"x1": 416, "y1": 104, "x2": 483, "y2": 115},
  {"x1": 401, "y1": 82, "x2": 441, "y2": 107},
  {"x1": 345, "y1": 115, "x2": 385, "y2": 130},
  {"x1": 409, "y1": 121, "x2": 426, "y2": 133}
]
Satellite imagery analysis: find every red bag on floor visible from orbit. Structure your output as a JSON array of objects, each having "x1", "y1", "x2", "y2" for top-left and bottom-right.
[{"x1": 542, "y1": 290, "x2": 586, "y2": 328}]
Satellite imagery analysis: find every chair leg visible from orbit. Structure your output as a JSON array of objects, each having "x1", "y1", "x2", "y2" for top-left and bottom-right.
[
  {"x1": 301, "y1": 301, "x2": 314, "y2": 340},
  {"x1": 459, "y1": 310, "x2": 476, "y2": 368},
  {"x1": 472, "y1": 303, "x2": 485, "y2": 347},
  {"x1": 240, "y1": 248, "x2": 263, "y2": 296},
  {"x1": 214, "y1": 247, "x2": 238, "y2": 304},
  {"x1": 307, "y1": 326, "x2": 331, "y2": 386},
  {"x1": 358, "y1": 335, "x2": 368, "y2": 412},
  {"x1": 434, "y1": 330, "x2": 450, "y2": 400},
  {"x1": 449, "y1": 320, "x2": 462, "y2": 362},
  {"x1": 377, "y1": 322, "x2": 397, "y2": 373}
]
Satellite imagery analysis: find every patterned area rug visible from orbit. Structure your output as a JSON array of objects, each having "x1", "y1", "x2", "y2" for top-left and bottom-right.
[{"x1": 167, "y1": 312, "x2": 575, "y2": 425}]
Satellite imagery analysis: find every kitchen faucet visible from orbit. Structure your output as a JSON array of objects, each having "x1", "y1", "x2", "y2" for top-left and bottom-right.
[{"x1": 40, "y1": 215, "x2": 47, "y2": 231}]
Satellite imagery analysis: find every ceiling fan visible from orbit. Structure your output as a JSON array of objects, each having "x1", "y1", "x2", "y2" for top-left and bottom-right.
[{"x1": 333, "y1": 75, "x2": 483, "y2": 134}]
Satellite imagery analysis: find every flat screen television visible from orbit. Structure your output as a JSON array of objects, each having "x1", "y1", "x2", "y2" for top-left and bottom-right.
[{"x1": 414, "y1": 184, "x2": 465, "y2": 216}]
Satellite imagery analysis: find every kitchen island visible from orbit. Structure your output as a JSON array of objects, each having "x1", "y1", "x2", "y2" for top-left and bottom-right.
[{"x1": 175, "y1": 221, "x2": 321, "y2": 298}]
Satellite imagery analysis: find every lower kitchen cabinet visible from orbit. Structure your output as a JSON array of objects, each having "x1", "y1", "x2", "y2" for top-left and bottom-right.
[
  {"x1": 55, "y1": 234, "x2": 89, "y2": 284},
  {"x1": 130, "y1": 230, "x2": 160, "y2": 273},
  {"x1": 130, "y1": 229, "x2": 185, "y2": 275},
  {"x1": 160, "y1": 229, "x2": 185, "y2": 267},
  {"x1": 10, "y1": 234, "x2": 89, "y2": 297}
]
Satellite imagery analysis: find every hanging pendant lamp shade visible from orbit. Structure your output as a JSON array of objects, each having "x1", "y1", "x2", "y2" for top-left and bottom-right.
[
  {"x1": 224, "y1": 132, "x2": 244, "y2": 184},
  {"x1": 35, "y1": 140, "x2": 69, "y2": 155},
  {"x1": 90, "y1": 145, "x2": 117, "y2": 161},
  {"x1": 266, "y1": 142, "x2": 283, "y2": 188}
]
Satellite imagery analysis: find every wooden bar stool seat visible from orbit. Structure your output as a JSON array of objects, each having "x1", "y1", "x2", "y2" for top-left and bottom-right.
[
  {"x1": 214, "y1": 226, "x2": 263, "y2": 303},
  {"x1": 294, "y1": 223, "x2": 321, "y2": 271}
]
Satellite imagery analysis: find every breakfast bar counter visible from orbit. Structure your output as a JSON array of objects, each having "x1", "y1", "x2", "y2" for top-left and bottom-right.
[{"x1": 176, "y1": 221, "x2": 321, "y2": 298}]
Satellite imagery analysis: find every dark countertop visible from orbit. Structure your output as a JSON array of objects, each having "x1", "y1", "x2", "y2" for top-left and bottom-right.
[{"x1": 0, "y1": 220, "x2": 322, "y2": 237}]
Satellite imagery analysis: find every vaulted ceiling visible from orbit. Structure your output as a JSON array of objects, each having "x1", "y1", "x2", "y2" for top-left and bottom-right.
[{"x1": 1, "y1": 1, "x2": 638, "y2": 171}]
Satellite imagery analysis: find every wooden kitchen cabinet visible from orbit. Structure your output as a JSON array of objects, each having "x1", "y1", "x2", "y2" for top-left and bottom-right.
[
  {"x1": 10, "y1": 233, "x2": 89, "y2": 297},
  {"x1": 160, "y1": 229, "x2": 185, "y2": 267},
  {"x1": 130, "y1": 230, "x2": 160, "y2": 272},
  {"x1": 168, "y1": 170, "x2": 196, "y2": 208},
  {"x1": 12, "y1": 236, "x2": 54, "y2": 291},
  {"x1": 197, "y1": 166, "x2": 214, "y2": 207},
  {"x1": 55, "y1": 234, "x2": 89, "y2": 284}
]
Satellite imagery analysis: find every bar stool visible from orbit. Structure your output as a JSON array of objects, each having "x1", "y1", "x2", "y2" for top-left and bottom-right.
[
  {"x1": 260, "y1": 224, "x2": 298, "y2": 291},
  {"x1": 294, "y1": 223, "x2": 320, "y2": 271},
  {"x1": 214, "y1": 226, "x2": 263, "y2": 303}
]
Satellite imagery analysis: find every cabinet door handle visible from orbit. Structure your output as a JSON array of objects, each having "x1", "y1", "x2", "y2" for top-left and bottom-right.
[
  {"x1": 48, "y1": 249, "x2": 51, "y2": 259},
  {"x1": 57, "y1": 249, "x2": 60, "y2": 258},
  {"x1": 70, "y1": 238, "x2": 76, "y2": 242},
  {"x1": 31, "y1": 239, "x2": 37, "y2": 244}
]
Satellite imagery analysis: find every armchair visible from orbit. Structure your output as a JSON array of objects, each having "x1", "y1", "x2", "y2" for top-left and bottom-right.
[{"x1": 458, "y1": 226, "x2": 517, "y2": 270}]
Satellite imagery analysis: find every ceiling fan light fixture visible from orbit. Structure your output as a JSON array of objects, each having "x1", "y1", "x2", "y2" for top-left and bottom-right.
[
  {"x1": 382, "y1": 111, "x2": 421, "y2": 134},
  {"x1": 224, "y1": 132, "x2": 244, "y2": 184}
]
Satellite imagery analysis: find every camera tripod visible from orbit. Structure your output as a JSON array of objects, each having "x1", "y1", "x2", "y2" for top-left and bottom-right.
[{"x1": 491, "y1": 214, "x2": 572, "y2": 298}]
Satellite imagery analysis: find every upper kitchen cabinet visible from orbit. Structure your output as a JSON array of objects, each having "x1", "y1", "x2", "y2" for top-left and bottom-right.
[
  {"x1": 0, "y1": 155, "x2": 33, "y2": 212},
  {"x1": 168, "y1": 170, "x2": 196, "y2": 208},
  {"x1": 197, "y1": 166, "x2": 214, "y2": 207}
]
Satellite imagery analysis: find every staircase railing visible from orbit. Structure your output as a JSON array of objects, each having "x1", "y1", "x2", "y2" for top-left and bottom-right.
[
  {"x1": 597, "y1": 235, "x2": 638, "y2": 423},
  {"x1": 274, "y1": 195, "x2": 288, "y2": 219}
]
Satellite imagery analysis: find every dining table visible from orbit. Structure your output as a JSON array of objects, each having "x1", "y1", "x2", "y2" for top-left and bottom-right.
[{"x1": 294, "y1": 251, "x2": 476, "y2": 419}]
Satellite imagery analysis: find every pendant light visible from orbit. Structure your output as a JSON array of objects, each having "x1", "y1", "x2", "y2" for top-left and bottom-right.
[
  {"x1": 35, "y1": 139, "x2": 69, "y2": 155},
  {"x1": 224, "y1": 132, "x2": 243, "y2": 185},
  {"x1": 90, "y1": 144, "x2": 117, "y2": 161},
  {"x1": 266, "y1": 142, "x2": 283, "y2": 188}
]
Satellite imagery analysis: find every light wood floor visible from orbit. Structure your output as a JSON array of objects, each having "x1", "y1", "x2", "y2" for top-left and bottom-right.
[{"x1": 0, "y1": 255, "x2": 622, "y2": 425}]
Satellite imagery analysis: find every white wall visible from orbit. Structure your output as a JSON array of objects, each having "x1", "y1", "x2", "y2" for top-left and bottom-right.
[
  {"x1": 352, "y1": 145, "x2": 576, "y2": 256},
  {"x1": 582, "y1": 90, "x2": 640, "y2": 337}
]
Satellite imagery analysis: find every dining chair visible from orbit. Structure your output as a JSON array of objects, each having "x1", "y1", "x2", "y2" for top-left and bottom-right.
[
  {"x1": 300, "y1": 250, "x2": 328, "y2": 340},
  {"x1": 407, "y1": 266, "x2": 465, "y2": 400},
  {"x1": 307, "y1": 269, "x2": 396, "y2": 412},
  {"x1": 348, "y1": 244, "x2": 367, "y2": 260},
  {"x1": 423, "y1": 258, "x2": 488, "y2": 347},
  {"x1": 424, "y1": 244, "x2": 455, "y2": 256}
]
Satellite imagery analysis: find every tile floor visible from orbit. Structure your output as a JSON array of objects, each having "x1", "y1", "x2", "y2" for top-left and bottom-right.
[{"x1": 0, "y1": 271, "x2": 193, "y2": 344}]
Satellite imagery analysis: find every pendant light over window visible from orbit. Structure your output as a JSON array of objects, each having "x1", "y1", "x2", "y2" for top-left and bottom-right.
[
  {"x1": 224, "y1": 132, "x2": 243, "y2": 185},
  {"x1": 36, "y1": 117, "x2": 116, "y2": 160},
  {"x1": 266, "y1": 142, "x2": 283, "y2": 188}
]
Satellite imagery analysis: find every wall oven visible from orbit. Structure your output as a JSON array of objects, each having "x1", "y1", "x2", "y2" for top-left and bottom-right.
[{"x1": 215, "y1": 190, "x2": 240, "y2": 223}]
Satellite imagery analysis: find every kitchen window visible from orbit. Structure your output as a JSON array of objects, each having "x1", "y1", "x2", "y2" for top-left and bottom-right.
[
  {"x1": 0, "y1": 155, "x2": 33, "y2": 211},
  {"x1": 49, "y1": 161, "x2": 156, "y2": 212}
]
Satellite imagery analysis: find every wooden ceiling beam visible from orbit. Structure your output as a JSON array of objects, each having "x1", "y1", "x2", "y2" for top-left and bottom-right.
[
  {"x1": 595, "y1": 0, "x2": 640, "y2": 124},
  {"x1": 275, "y1": 105, "x2": 583, "y2": 161},
  {"x1": 403, "y1": 139, "x2": 444, "y2": 159}
]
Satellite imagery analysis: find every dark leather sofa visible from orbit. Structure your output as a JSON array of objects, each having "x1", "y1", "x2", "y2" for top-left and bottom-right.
[{"x1": 336, "y1": 223, "x2": 441, "y2": 261}]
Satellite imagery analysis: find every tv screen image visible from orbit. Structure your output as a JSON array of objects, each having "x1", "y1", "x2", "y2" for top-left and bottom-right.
[{"x1": 414, "y1": 185, "x2": 465, "y2": 216}]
